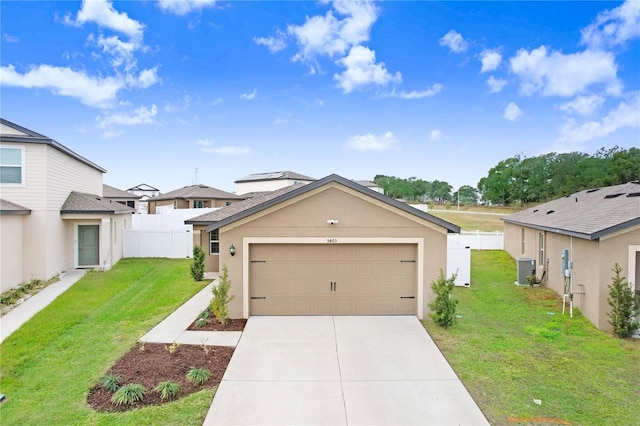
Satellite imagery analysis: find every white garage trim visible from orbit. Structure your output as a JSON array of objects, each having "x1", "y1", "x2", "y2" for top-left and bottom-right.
[{"x1": 242, "y1": 237, "x2": 425, "y2": 319}]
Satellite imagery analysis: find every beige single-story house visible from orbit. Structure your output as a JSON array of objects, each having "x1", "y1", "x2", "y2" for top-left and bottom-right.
[
  {"x1": 103, "y1": 184, "x2": 141, "y2": 211},
  {"x1": 503, "y1": 181, "x2": 640, "y2": 332},
  {"x1": 234, "y1": 171, "x2": 315, "y2": 195},
  {"x1": 0, "y1": 118, "x2": 134, "y2": 292},
  {"x1": 187, "y1": 174, "x2": 460, "y2": 319},
  {"x1": 147, "y1": 184, "x2": 245, "y2": 214}
]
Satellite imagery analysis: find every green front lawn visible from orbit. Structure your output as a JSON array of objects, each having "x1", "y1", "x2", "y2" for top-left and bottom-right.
[
  {"x1": 0, "y1": 258, "x2": 210, "y2": 425},
  {"x1": 424, "y1": 250, "x2": 640, "y2": 425}
]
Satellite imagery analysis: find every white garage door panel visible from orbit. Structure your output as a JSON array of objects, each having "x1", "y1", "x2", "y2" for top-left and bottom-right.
[{"x1": 250, "y1": 244, "x2": 416, "y2": 315}]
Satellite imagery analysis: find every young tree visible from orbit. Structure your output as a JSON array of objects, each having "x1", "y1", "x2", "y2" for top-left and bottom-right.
[
  {"x1": 211, "y1": 264, "x2": 235, "y2": 326},
  {"x1": 190, "y1": 245, "x2": 205, "y2": 281},
  {"x1": 607, "y1": 263, "x2": 639, "y2": 338},
  {"x1": 428, "y1": 270, "x2": 458, "y2": 328}
]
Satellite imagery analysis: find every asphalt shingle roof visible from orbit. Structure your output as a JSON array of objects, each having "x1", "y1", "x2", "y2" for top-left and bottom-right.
[
  {"x1": 186, "y1": 184, "x2": 304, "y2": 224},
  {"x1": 103, "y1": 184, "x2": 140, "y2": 199},
  {"x1": 61, "y1": 192, "x2": 135, "y2": 214},
  {"x1": 234, "y1": 171, "x2": 316, "y2": 183},
  {"x1": 502, "y1": 181, "x2": 640, "y2": 240},
  {"x1": 148, "y1": 184, "x2": 245, "y2": 202},
  {"x1": 0, "y1": 199, "x2": 31, "y2": 215}
]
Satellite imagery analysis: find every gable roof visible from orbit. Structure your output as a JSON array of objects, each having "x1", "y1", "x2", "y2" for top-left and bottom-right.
[
  {"x1": 148, "y1": 184, "x2": 245, "y2": 202},
  {"x1": 235, "y1": 171, "x2": 316, "y2": 183},
  {"x1": 61, "y1": 192, "x2": 135, "y2": 215},
  {"x1": 502, "y1": 181, "x2": 640, "y2": 240},
  {"x1": 200, "y1": 174, "x2": 460, "y2": 233},
  {"x1": 127, "y1": 183, "x2": 159, "y2": 191},
  {"x1": 103, "y1": 184, "x2": 140, "y2": 199},
  {"x1": 0, "y1": 118, "x2": 106, "y2": 173},
  {"x1": 186, "y1": 184, "x2": 304, "y2": 224},
  {"x1": 0, "y1": 199, "x2": 31, "y2": 215}
]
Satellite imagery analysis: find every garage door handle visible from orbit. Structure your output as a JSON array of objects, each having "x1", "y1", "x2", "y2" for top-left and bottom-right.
[
  {"x1": 251, "y1": 296, "x2": 266, "y2": 300},
  {"x1": 401, "y1": 260, "x2": 415, "y2": 263},
  {"x1": 400, "y1": 296, "x2": 415, "y2": 299},
  {"x1": 251, "y1": 260, "x2": 266, "y2": 263}
]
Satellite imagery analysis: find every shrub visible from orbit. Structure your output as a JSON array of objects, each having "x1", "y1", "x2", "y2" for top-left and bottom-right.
[
  {"x1": 186, "y1": 367, "x2": 211, "y2": 385},
  {"x1": 101, "y1": 373, "x2": 120, "y2": 392},
  {"x1": 190, "y1": 245, "x2": 205, "y2": 281},
  {"x1": 607, "y1": 263, "x2": 639, "y2": 338},
  {"x1": 211, "y1": 264, "x2": 234, "y2": 326},
  {"x1": 111, "y1": 383, "x2": 146, "y2": 406},
  {"x1": 428, "y1": 270, "x2": 458, "y2": 328},
  {"x1": 154, "y1": 381, "x2": 180, "y2": 400}
]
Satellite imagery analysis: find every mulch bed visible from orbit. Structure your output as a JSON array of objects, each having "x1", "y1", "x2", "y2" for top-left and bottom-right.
[
  {"x1": 187, "y1": 317, "x2": 247, "y2": 331},
  {"x1": 87, "y1": 343, "x2": 234, "y2": 412}
]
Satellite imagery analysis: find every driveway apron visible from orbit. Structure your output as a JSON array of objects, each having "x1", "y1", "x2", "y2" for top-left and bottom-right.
[{"x1": 204, "y1": 316, "x2": 488, "y2": 425}]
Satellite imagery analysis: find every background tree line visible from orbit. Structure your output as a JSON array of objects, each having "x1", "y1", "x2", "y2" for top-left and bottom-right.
[{"x1": 373, "y1": 146, "x2": 639, "y2": 206}]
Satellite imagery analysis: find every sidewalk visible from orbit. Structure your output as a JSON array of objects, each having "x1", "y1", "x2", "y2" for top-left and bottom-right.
[
  {"x1": 1, "y1": 269, "x2": 87, "y2": 343},
  {"x1": 140, "y1": 277, "x2": 242, "y2": 347}
]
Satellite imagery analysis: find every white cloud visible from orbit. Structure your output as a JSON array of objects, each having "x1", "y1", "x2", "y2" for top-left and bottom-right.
[
  {"x1": 287, "y1": 0, "x2": 378, "y2": 71},
  {"x1": 254, "y1": 31, "x2": 287, "y2": 53},
  {"x1": 4, "y1": 34, "x2": 18, "y2": 43},
  {"x1": 430, "y1": 129, "x2": 444, "y2": 142},
  {"x1": 240, "y1": 89, "x2": 257, "y2": 100},
  {"x1": 389, "y1": 83, "x2": 443, "y2": 100},
  {"x1": 509, "y1": 46, "x2": 621, "y2": 97},
  {"x1": 581, "y1": 0, "x2": 640, "y2": 49},
  {"x1": 439, "y1": 30, "x2": 468, "y2": 53},
  {"x1": 88, "y1": 33, "x2": 139, "y2": 72},
  {"x1": 486, "y1": 76, "x2": 507, "y2": 93},
  {"x1": 559, "y1": 95, "x2": 605, "y2": 116},
  {"x1": 96, "y1": 104, "x2": 158, "y2": 128},
  {"x1": 157, "y1": 0, "x2": 217, "y2": 16},
  {"x1": 479, "y1": 49, "x2": 502, "y2": 73},
  {"x1": 197, "y1": 139, "x2": 252, "y2": 155},
  {"x1": 273, "y1": 116, "x2": 289, "y2": 125},
  {"x1": 67, "y1": 0, "x2": 144, "y2": 40},
  {"x1": 315, "y1": 99, "x2": 325, "y2": 107},
  {"x1": 0, "y1": 64, "x2": 123, "y2": 108},
  {"x1": 134, "y1": 67, "x2": 161, "y2": 89},
  {"x1": 210, "y1": 97, "x2": 224, "y2": 106},
  {"x1": 346, "y1": 131, "x2": 398, "y2": 151},
  {"x1": 334, "y1": 46, "x2": 401, "y2": 93},
  {"x1": 557, "y1": 92, "x2": 640, "y2": 144},
  {"x1": 503, "y1": 102, "x2": 522, "y2": 122},
  {"x1": 164, "y1": 95, "x2": 191, "y2": 112}
]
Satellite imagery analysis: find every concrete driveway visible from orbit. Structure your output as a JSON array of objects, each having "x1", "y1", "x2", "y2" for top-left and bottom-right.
[{"x1": 204, "y1": 316, "x2": 488, "y2": 425}]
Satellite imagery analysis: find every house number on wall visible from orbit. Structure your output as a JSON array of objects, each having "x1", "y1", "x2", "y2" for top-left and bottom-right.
[{"x1": 326, "y1": 238, "x2": 338, "y2": 243}]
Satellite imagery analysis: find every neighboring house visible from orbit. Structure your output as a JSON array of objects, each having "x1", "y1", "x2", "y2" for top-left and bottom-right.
[
  {"x1": 147, "y1": 184, "x2": 245, "y2": 214},
  {"x1": 0, "y1": 118, "x2": 134, "y2": 292},
  {"x1": 502, "y1": 181, "x2": 640, "y2": 332},
  {"x1": 103, "y1": 184, "x2": 140, "y2": 212},
  {"x1": 186, "y1": 174, "x2": 460, "y2": 319},
  {"x1": 354, "y1": 180, "x2": 384, "y2": 194},
  {"x1": 235, "y1": 171, "x2": 315, "y2": 195},
  {"x1": 126, "y1": 183, "x2": 160, "y2": 214}
]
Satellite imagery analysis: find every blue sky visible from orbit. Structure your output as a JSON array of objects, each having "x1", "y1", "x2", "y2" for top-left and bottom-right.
[{"x1": 1, "y1": 0, "x2": 639, "y2": 193}]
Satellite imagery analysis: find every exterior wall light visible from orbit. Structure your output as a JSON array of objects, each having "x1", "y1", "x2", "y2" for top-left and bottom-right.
[
  {"x1": 230, "y1": 244, "x2": 236, "y2": 256},
  {"x1": 327, "y1": 219, "x2": 339, "y2": 225}
]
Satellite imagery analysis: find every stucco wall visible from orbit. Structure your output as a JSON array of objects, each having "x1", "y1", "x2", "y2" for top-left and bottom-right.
[{"x1": 216, "y1": 184, "x2": 449, "y2": 319}]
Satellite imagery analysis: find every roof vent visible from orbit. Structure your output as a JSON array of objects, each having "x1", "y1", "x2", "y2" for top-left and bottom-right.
[
  {"x1": 604, "y1": 193, "x2": 624, "y2": 199},
  {"x1": 533, "y1": 209, "x2": 539, "y2": 213},
  {"x1": 586, "y1": 188, "x2": 600, "y2": 193},
  {"x1": 547, "y1": 210, "x2": 555, "y2": 215},
  {"x1": 627, "y1": 192, "x2": 640, "y2": 197}
]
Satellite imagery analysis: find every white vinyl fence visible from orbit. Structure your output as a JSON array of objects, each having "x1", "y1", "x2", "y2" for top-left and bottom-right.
[
  {"x1": 448, "y1": 230, "x2": 504, "y2": 250},
  {"x1": 123, "y1": 212, "x2": 198, "y2": 259}
]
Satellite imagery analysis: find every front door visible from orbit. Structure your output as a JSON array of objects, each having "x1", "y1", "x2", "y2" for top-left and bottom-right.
[{"x1": 78, "y1": 225, "x2": 99, "y2": 266}]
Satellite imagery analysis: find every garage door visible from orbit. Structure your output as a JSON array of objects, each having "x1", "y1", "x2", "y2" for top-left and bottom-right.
[{"x1": 250, "y1": 244, "x2": 416, "y2": 315}]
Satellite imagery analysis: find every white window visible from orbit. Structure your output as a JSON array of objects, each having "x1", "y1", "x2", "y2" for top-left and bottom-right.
[
  {"x1": 0, "y1": 146, "x2": 25, "y2": 185},
  {"x1": 521, "y1": 228, "x2": 526, "y2": 255},
  {"x1": 225, "y1": 201, "x2": 232, "y2": 206},
  {"x1": 539, "y1": 233, "x2": 545, "y2": 265},
  {"x1": 210, "y1": 229, "x2": 219, "y2": 255}
]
